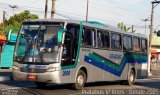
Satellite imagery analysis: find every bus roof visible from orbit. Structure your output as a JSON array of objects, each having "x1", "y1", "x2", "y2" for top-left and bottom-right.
[{"x1": 23, "y1": 19, "x2": 147, "y2": 39}]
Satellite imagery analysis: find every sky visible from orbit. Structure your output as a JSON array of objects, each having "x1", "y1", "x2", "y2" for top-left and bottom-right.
[{"x1": 0, "y1": 0, "x2": 159, "y2": 35}]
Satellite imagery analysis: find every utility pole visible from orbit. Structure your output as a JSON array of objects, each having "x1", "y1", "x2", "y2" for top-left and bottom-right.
[
  {"x1": 150, "y1": 1, "x2": 160, "y2": 47},
  {"x1": 131, "y1": 25, "x2": 134, "y2": 32},
  {"x1": 51, "y1": 0, "x2": 56, "y2": 19},
  {"x1": 149, "y1": 2, "x2": 154, "y2": 47},
  {"x1": 2, "y1": 11, "x2": 6, "y2": 32},
  {"x1": 142, "y1": 19, "x2": 149, "y2": 35},
  {"x1": 148, "y1": 0, "x2": 160, "y2": 76},
  {"x1": 44, "y1": 0, "x2": 48, "y2": 19},
  {"x1": 131, "y1": 25, "x2": 136, "y2": 33},
  {"x1": 86, "y1": 0, "x2": 89, "y2": 22},
  {"x1": 9, "y1": 5, "x2": 18, "y2": 15}
]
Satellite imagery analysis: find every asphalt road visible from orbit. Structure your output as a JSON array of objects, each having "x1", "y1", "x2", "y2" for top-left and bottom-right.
[{"x1": 0, "y1": 77, "x2": 160, "y2": 95}]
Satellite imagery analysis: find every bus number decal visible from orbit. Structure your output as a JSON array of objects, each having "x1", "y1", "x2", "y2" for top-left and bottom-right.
[
  {"x1": 62, "y1": 71, "x2": 70, "y2": 76},
  {"x1": 109, "y1": 54, "x2": 122, "y2": 59}
]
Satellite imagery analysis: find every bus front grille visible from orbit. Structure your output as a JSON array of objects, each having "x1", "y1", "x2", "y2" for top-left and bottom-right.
[{"x1": 20, "y1": 68, "x2": 47, "y2": 73}]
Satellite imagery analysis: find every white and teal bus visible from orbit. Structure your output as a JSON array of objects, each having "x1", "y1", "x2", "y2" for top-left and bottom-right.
[{"x1": 13, "y1": 19, "x2": 148, "y2": 89}]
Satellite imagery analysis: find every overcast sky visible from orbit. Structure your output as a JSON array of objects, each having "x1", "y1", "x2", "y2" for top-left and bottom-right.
[{"x1": 0, "y1": 0, "x2": 159, "y2": 35}]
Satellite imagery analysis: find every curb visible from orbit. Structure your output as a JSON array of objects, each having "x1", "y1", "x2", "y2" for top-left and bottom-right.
[
  {"x1": 0, "y1": 76, "x2": 11, "y2": 82},
  {"x1": 148, "y1": 72, "x2": 152, "y2": 76},
  {"x1": 148, "y1": 75, "x2": 160, "y2": 79},
  {"x1": 0, "y1": 69, "x2": 12, "y2": 73},
  {"x1": 0, "y1": 69, "x2": 12, "y2": 82}
]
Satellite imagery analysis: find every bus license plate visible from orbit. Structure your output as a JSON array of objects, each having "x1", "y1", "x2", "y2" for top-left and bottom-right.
[{"x1": 27, "y1": 75, "x2": 37, "y2": 80}]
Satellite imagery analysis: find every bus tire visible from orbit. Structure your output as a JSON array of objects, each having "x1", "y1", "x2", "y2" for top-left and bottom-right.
[
  {"x1": 35, "y1": 82, "x2": 47, "y2": 88},
  {"x1": 72, "y1": 70, "x2": 86, "y2": 90},
  {"x1": 126, "y1": 69, "x2": 136, "y2": 85}
]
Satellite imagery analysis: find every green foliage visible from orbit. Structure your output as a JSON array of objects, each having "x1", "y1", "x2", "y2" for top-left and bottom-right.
[
  {"x1": 157, "y1": 30, "x2": 160, "y2": 36},
  {"x1": 0, "y1": 10, "x2": 39, "y2": 34},
  {"x1": 117, "y1": 22, "x2": 131, "y2": 32}
]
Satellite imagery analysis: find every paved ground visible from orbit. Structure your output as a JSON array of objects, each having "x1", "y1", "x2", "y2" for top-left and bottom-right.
[
  {"x1": 0, "y1": 69, "x2": 160, "y2": 95},
  {"x1": 150, "y1": 70, "x2": 160, "y2": 76},
  {"x1": 0, "y1": 77, "x2": 160, "y2": 95}
]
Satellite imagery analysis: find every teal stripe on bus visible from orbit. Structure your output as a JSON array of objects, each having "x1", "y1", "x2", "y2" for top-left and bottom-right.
[{"x1": 84, "y1": 52, "x2": 147, "y2": 76}]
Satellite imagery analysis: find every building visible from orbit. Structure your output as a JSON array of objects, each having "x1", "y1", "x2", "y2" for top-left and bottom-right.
[{"x1": 151, "y1": 35, "x2": 160, "y2": 70}]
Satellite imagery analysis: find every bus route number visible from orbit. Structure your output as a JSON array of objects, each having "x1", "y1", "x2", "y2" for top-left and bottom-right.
[{"x1": 62, "y1": 70, "x2": 70, "y2": 76}]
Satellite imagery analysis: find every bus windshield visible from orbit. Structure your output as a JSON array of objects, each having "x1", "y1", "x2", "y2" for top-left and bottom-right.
[{"x1": 14, "y1": 22, "x2": 63, "y2": 64}]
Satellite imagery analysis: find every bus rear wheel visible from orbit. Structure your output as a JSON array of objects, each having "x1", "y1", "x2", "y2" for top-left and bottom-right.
[
  {"x1": 126, "y1": 69, "x2": 135, "y2": 85},
  {"x1": 35, "y1": 82, "x2": 47, "y2": 88},
  {"x1": 72, "y1": 70, "x2": 86, "y2": 90}
]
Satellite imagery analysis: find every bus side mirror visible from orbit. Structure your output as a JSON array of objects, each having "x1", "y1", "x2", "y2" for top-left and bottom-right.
[
  {"x1": 7, "y1": 28, "x2": 19, "y2": 42},
  {"x1": 57, "y1": 29, "x2": 66, "y2": 44}
]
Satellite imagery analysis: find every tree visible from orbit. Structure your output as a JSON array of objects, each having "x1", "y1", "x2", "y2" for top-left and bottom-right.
[
  {"x1": 0, "y1": 10, "x2": 39, "y2": 34},
  {"x1": 157, "y1": 30, "x2": 160, "y2": 36},
  {"x1": 117, "y1": 22, "x2": 131, "y2": 32}
]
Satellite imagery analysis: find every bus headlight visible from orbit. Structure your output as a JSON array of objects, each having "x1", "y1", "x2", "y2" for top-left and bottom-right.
[
  {"x1": 13, "y1": 65, "x2": 20, "y2": 70},
  {"x1": 47, "y1": 67, "x2": 57, "y2": 72}
]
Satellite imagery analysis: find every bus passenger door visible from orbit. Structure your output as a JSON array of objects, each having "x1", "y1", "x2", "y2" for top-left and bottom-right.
[{"x1": 61, "y1": 24, "x2": 79, "y2": 83}]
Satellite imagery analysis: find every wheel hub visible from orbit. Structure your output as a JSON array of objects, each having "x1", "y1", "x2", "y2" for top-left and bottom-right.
[
  {"x1": 77, "y1": 75, "x2": 84, "y2": 86},
  {"x1": 129, "y1": 72, "x2": 134, "y2": 83}
]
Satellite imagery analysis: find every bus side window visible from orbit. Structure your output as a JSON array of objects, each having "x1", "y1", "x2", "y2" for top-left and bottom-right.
[
  {"x1": 123, "y1": 35, "x2": 132, "y2": 51},
  {"x1": 97, "y1": 30, "x2": 110, "y2": 48},
  {"x1": 132, "y1": 37, "x2": 140, "y2": 52},
  {"x1": 141, "y1": 39, "x2": 147, "y2": 52},
  {"x1": 111, "y1": 33, "x2": 121, "y2": 50},
  {"x1": 82, "y1": 27, "x2": 96, "y2": 47},
  {"x1": 97, "y1": 31, "x2": 103, "y2": 47}
]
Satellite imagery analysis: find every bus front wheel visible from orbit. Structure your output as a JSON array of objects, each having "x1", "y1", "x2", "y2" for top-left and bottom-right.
[
  {"x1": 35, "y1": 82, "x2": 47, "y2": 88},
  {"x1": 72, "y1": 70, "x2": 86, "y2": 90}
]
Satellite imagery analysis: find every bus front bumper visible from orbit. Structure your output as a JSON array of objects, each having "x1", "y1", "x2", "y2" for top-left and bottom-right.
[{"x1": 12, "y1": 70, "x2": 61, "y2": 83}]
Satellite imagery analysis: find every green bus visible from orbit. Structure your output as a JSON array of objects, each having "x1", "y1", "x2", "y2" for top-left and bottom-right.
[
  {"x1": 0, "y1": 28, "x2": 19, "y2": 68},
  {"x1": 13, "y1": 19, "x2": 148, "y2": 89}
]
